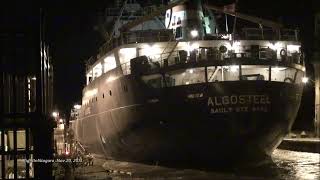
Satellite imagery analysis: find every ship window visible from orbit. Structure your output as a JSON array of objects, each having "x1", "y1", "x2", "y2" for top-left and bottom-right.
[
  {"x1": 166, "y1": 67, "x2": 205, "y2": 86},
  {"x1": 103, "y1": 93, "x2": 104, "y2": 98},
  {"x1": 175, "y1": 27, "x2": 182, "y2": 39},
  {"x1": 109, "y1": 90, "x2": 112, "y2": 96},
  {"x1": 142, "y1": 74, "x2": 163, "y2": 88},
  {"x1": 271, "y1": 66, "x2": 303, "y2": 84},
  {"x1": 96, "y1": 97, "x2": 98, "y2": 101},
  {"x1": 207, "y1": 66, "x2": 219, "y2": 82},
  {"x1": 208, "y1": 66, "x2": 240, "y2": 82},
  {"x1": 177, "y1": 17, "x2": 181, "y2": 25},
  {"x1": 241, "y1": 65, "x2": 269, "y2": 81}
]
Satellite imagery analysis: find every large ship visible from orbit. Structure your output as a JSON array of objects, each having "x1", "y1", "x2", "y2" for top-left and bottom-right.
[{"x1": 72, "y1": 0, "x2": 306, "y2": 166}]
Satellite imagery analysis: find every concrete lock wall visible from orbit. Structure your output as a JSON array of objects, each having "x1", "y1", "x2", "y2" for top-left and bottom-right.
[{"x1": 315, "y1": 63, "x2": 320, "y2": 137}]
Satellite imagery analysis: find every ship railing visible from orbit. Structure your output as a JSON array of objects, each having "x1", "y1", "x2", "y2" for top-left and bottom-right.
[
  {"x1": 149, "y1": 47, "x2": 303, "y2": 69},
  {"x1": 86, "y1": 29, "x2": 174, "y2": 69},
  {"x1": 237, "y1": 28, "x2": 299, "y2": 41},
  {"x1": 118, "y1": 45, "x2": 304, "y2": 76}
]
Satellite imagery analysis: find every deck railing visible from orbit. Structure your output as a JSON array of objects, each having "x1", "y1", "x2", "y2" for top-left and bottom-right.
[
  {"x1": 119, "y1": 46, "x2": 304, "y2": 76},
  {"x1": 86, "y1": 28, "x2": 300, "y2": 69}
]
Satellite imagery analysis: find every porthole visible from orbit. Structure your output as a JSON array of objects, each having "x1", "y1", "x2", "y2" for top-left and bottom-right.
[
  {"x1": 109, "y1": 90, "x2": 112, "y2": 96},
  {"x1": 96, "y1": 97, "x2": 98, "y2": 101},
  {"x1": 103, "y1": 93, "x2": 105, "y2": 98}
]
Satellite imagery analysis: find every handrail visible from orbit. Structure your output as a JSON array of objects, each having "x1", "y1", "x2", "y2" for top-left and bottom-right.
[
  {"x1": 86, "y1": 45, "x2": 304, "y2": 85},
  {"x1": 118, "y1": 46, "x2": 304, "y2": 75},
  {"x1": 86, "y1": 27, "x2": 300, "y2": 69}
]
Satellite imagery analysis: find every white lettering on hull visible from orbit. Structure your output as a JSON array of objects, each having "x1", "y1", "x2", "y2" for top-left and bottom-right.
[{"x1": 208, "y1": 95, "x2": 271, "y2": 114}]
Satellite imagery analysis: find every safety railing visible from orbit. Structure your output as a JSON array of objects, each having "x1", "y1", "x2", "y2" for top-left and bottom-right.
[
  {"x1": 86, "y1": 29, "x2": 173, "y2": 68},
  {"x1": 239, "y1": 28, "x2": 299, "y2": 41},
  {"x1": 118, "y1": 45, "x2": 304, "y2": 76}
]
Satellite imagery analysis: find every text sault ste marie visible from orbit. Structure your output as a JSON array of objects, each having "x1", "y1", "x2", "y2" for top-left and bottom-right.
[{"x1": 207, "y1": 95, "x2": 271, "y2": 113}]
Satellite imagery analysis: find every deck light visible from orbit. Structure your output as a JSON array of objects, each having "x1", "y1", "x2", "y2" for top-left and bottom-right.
[
  {"x1": 302, "y1": 77, "x2": 309, "y2": 83},
  {"x1": 268, "y1": 42, "x2": 283, "y2": 51},
  {"x1": 190, "y1": 30, "x2": 199, "y2": 38},
  {"x1": 74, "y1": 104, "x2": 81, "y2": 110},
  {"x1": 52, "y1": 112, "x2": 58, "y2": 118}
]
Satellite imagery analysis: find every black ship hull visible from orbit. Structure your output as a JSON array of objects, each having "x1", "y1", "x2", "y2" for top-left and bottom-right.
[{"x1": 74, "y1": 78, "x2": 303, "y2": 166}]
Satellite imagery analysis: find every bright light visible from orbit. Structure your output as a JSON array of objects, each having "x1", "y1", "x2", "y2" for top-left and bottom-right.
[
  {"x1": 31, "y1": 77, "x2": 36, "y2": 80},
  {"x1": 143, "y1": 45, "x2": 161, "y2": 57},
  {"x1": 302, "y1": 67, "x2": 306, "y2": 72},
  {"x1": 65, "y1": 151, "x2": 69, "y2": 155},
  {"x1": 188, "y1": 69, "x2": 194, "y2": 74},
  {"x1": 52, "y1": 112, "x2": 58, "y2": 118},
  {"x1": 232, "y1": 41, "x2": 241, "y2": 52},
  {"x1": 302, "y1": 77, "x2": 309, "y2": 83},
  {"x1": 230, "y1": 65, "x2": 238, "y2": 72},
  {"x1": 185, "y1": 81, "x2": 190, "y2": 85},
  {"x1": 74, "y1": 104, "x2": 81, "y2": 110},
  {"x1": 287, "y1": 45, "x2": 300, "y2": 52},
  {"x1": 59, "y1": 119, "x2": 64, "y2": 123},
  {"x1": 190, "y1": 30, "x2": 199, "y2": 38},
  {"x1": 268, "y1": 42, "x2": 283, "y2": 51}
]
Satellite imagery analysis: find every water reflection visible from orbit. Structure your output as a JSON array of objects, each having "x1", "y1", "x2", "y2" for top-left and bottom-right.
[
  {"x1": 78, "y1": 149, "x2": 320, "y2": 179},
  {"x1": 272, "y1": 149, "x2": 320, "y2": 180}
]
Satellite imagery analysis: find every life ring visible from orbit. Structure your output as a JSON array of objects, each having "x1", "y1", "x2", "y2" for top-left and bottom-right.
[
  {"x1": 280, "y1": 49, "x2": 286, "y2": 57},
  {"x1": 219, "y1": 45, "x2": 228, "y2": 53}
]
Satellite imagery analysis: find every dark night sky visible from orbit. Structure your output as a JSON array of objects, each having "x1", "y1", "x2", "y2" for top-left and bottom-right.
[{"x1": 45, "y1": 0, "x2": 318, "y2": 126}]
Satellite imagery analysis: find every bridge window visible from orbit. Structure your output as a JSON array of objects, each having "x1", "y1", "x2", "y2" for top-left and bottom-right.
[
  {"x1": 271, "y1": 66, "x2": 303, "y2": 84},
  {"x1": 166, "y1": 67, "x2": 205, "y2": 86},
  {"x1": 241, "y1": 65, "x2": 269, "y2": 81},
  {"x1": 207, "y1": 66, "x2": 240, "y2": 82},
  {"x1": 142, "y1": 74, "x2": 163, "y2": 88},
  {"x1": 103, "y1": 56, "x2": 116, "y2": 73}
]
